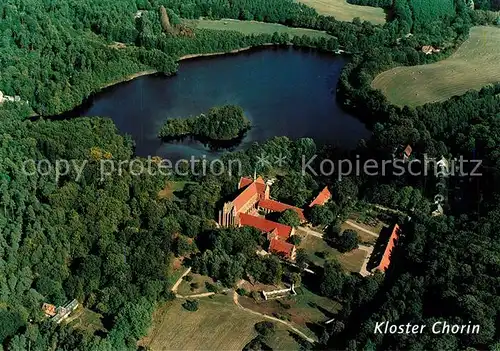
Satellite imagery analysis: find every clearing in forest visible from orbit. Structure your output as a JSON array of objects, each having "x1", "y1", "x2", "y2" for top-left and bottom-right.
[
  {"x1": 297, "y1": 230, "x2": 367, "y2": 272},
  {"x1": 186, "y1": 18, "x2": 332, "y2": 39},
  {"x1": 372, "y1": 26, "x2": 500, "y2": 107},
  {"x1": 139, "y1": 295, "x2": 302, "y2": 350},
  {"x1": 298, "y1": 0, "x2": 386, "y2": 24},
  {"x1": 65, "y1": 307, "x2": 106, "y2": 335}
]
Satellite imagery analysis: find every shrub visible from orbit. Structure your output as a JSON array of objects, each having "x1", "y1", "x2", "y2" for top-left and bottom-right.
[
  {"x1": 183, "y1": 275, "x2": 193, "y2": 282},
  {"x1": 236, "y1": 288, "x2": 248, "y2": 296},
  {"x1": 162, "y1": 291, "x2": 176, "y2": 302},
  {"x1": 182, "y1": 300, "x2": 199, "y2": 312},
  {"x1": 273, "y1": 312, "x2": 291, "y2": 321},
  {"x1": 190, "y1": 282, "x2": 200, "y2": 290},
  {"x1": 289, "y1": 235, "x2": 301, "y2": 245},
  {"x1": 254, "y1": 321, "x2": 276, "y2": 338},
  {"x1": 205, "y1": 282, "x2": 219, "y2": 293},
  {"x1": 279, "y1": 301, "x2": 292, "y2": 309}
]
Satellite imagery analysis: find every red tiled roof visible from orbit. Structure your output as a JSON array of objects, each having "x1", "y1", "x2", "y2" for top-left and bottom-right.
[
  {"x1": 309, "y1": 186, "x2": 332, "y2": 207},
  {"x1": 42, "y1": 303, "x2": 57, "y2": 317},
  {"x1": 375, "y1": 224, "x2": 400, "y2": 272},
  {"x1": 233, "y1": 178, "x2": 266, "y2": 211},
  {"x1": 239, "y1": 213, "x2": 292, "y2": 240},
  {"x1": 238, "y1": 177, "x2": 253, "y2": 189},
  {"x1": 255, "y1": 176, "x2": 265, "y2": 185},
  {"x1": 269, "y1": 238, "x2": 295, "y2": 259},
  {"x1": 258, "y1": 199, "x2": 306, "y2": 222},
  {"x1": 404, "y1": 145, "x2": 412, "y2": 157},
  {"x1": 233, "y1": 183, "x2": 257, "y2": 211}
]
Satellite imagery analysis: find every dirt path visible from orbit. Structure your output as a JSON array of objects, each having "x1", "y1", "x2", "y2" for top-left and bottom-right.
[
  {"x1": 372, "y1": 204, "x2": 407, "y2": 216},
  {"x1": 232, "y1": 282, "x2": 316, "y2": 344},
  {"x1": 345, "y1": 220, "x2": 379, "y2": 238},
  {"x1": 176, "y1": 292, "x2": 215, "y2": 299},
  {"x1": 298, "y1": 226, "x2": 324, "y2": 238},
  {"x1": 171, "y1": 267, "x2": 192, "y2": 293},
  {"x1": 357, "y1": 245, "x2": 374, "y2": 277}
]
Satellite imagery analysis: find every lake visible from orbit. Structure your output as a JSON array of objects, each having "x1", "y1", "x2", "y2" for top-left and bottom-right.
[{"x1": 73, "y1": 47, "x2": 370, "y2": 160}]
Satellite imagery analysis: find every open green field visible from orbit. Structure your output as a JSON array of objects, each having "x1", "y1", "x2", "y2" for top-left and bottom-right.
[
  {"x1": 177, "y1": 273, "x2": 216, "y2": 296},
  {"x1": 140, "y1": 295, "x2": 302, "y2": 350},
  {"x1": 298, "y1": 0, "x2": 386, "y2": 24},
  {"x1": 158, "y1": 180, "x2": 196, "y2": 199},
  {"x1": 372, "y1": 26, "x2": 500, "y2": 107},
  {"x1": 65, "y1": 307, "x2": 106, "y2": 335},
  {"x1": 186, "y1": 19, "x2": 332, "y2": 39},
  {"x1": 239, "y1": 286, "x2": 341, "y2": 337},
  {"x1": 297, "y1": 231, "x2": 366, "y2": 272}
]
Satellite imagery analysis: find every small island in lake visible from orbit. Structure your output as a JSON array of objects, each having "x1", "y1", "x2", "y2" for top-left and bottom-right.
[{"x1": 158, "y1": 105, "x2": 251, "y2": 142}]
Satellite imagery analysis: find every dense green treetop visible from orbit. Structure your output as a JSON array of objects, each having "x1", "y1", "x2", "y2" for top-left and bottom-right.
[
  {"x1": 158, "y1": 105, "x2": 251, "y2": 141},
  {"x1": 0, "y1": 0, "x2": 499, "y2": 349}
]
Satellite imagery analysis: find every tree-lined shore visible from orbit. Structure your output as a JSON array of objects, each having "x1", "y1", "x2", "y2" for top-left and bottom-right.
[
  {"x1": 158, "y1": 105, "x2": 251, "y2": 142},
  {"x1": 0, "y1": 0, "x2": 499, "y2": 350}
]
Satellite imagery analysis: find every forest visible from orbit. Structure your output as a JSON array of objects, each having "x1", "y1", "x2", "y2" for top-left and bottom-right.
[
  {"x1": 158, "y1": 105, "x2": 251, "y2": 141},
  {"x1": 0, "y1": 0, "x2": 499, "y2": 350}
]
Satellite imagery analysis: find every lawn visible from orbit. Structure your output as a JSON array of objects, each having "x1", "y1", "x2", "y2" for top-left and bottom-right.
[
  {"x1": 372, "y1": 26, "x2": 500, "y2": 107},
  {"x1": 340, "y1": 221, "x2": 379, "y2": 244},
  {"x1": 239, "y1": 286, "x2": 340, "y2": 339},
  {"x1": 65, "y1": 306, "x2": 106, "y2": 335},
  {"x1": 139, "y1": 294, "x2": 302, "y2": 350},
  {"x1": 298, "y1": 231, "x2": 366, "y2": 272},
  {"x1": 298, "y1": 0, "x2": 386, "y2": 24},
  {"x1": 177, "y1": 272, "x2": 216, "y2": 296},
  {"x1": 158, "y1": 180, "x2": 196, "y2": 199},
  {"x1": 186, "y1": 19, "x2": 332, "y2": 39}
]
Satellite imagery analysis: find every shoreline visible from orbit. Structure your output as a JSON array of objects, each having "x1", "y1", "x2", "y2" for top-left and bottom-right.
[
  {"x1": 100, "y1": 44, "x2": 278, "y2": 90},
  {"x1": 30, "y1": 43, "x2": 343, "y2": 118},
  {"x1": 100, "y1": 69, "x2": 158, "y2": 90},
  {"x1": 177, "y1": 43, "x2": 276, "y2": 61},
  {"x1": 27, "y1": 44, "x2": 275, "y2": 118},
  {"x1": 99, "y1": 43, "x2": 346, "y2": 91}
]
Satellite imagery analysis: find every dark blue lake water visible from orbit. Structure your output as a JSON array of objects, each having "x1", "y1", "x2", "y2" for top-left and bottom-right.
[{"x1": 75, "y1": 47, "x2": 370, "y2": 160}]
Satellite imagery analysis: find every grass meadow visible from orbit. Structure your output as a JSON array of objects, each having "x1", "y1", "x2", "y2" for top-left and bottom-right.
[
  {"x1": 297, "y1": 230, "x2": 367, "y2": 272},
  {"x1": 186, "y1": 18, "x2": 332, "y2": 39},
  {"x1": 298, "y1": 0, "x2": 386, "y2": 24},
  {"x1": 372, "y1": 26, "x2": 500, "y2": 107},
  {"x1": 140, "y1": 295, "x2": 302, "y2": 350}
]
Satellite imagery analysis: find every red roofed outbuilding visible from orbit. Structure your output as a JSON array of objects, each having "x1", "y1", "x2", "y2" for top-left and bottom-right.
[
  {"x1": 42, "y1": 303, "x2": 57, "y2": 317},
  {"x1": 238, "y1": 213, "x2": 293, "y2": 240},
  {"x1": 309, "y1": 186, "x2": 332, "y2": 207},
  {"x1": 258, "y1": 199, "x2": 306, "y2": 222},
  {"x1": 269, "y1": 238, "x2": 296, "y2": 261},
  {"x1": 374, "y1": 224, "x2": 400, "y2": 272}
]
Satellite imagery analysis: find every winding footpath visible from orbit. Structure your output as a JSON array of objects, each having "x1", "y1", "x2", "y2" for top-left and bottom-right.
[
  {"x1": 232, "y1": 281, "x2": 316, "y2": 344},
  {"x1": 170, "y1": 267, "x2": 218, "y2": 298},
  {"x1": 171, "y1": 267, "x2": 191, "y2": 293}
]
